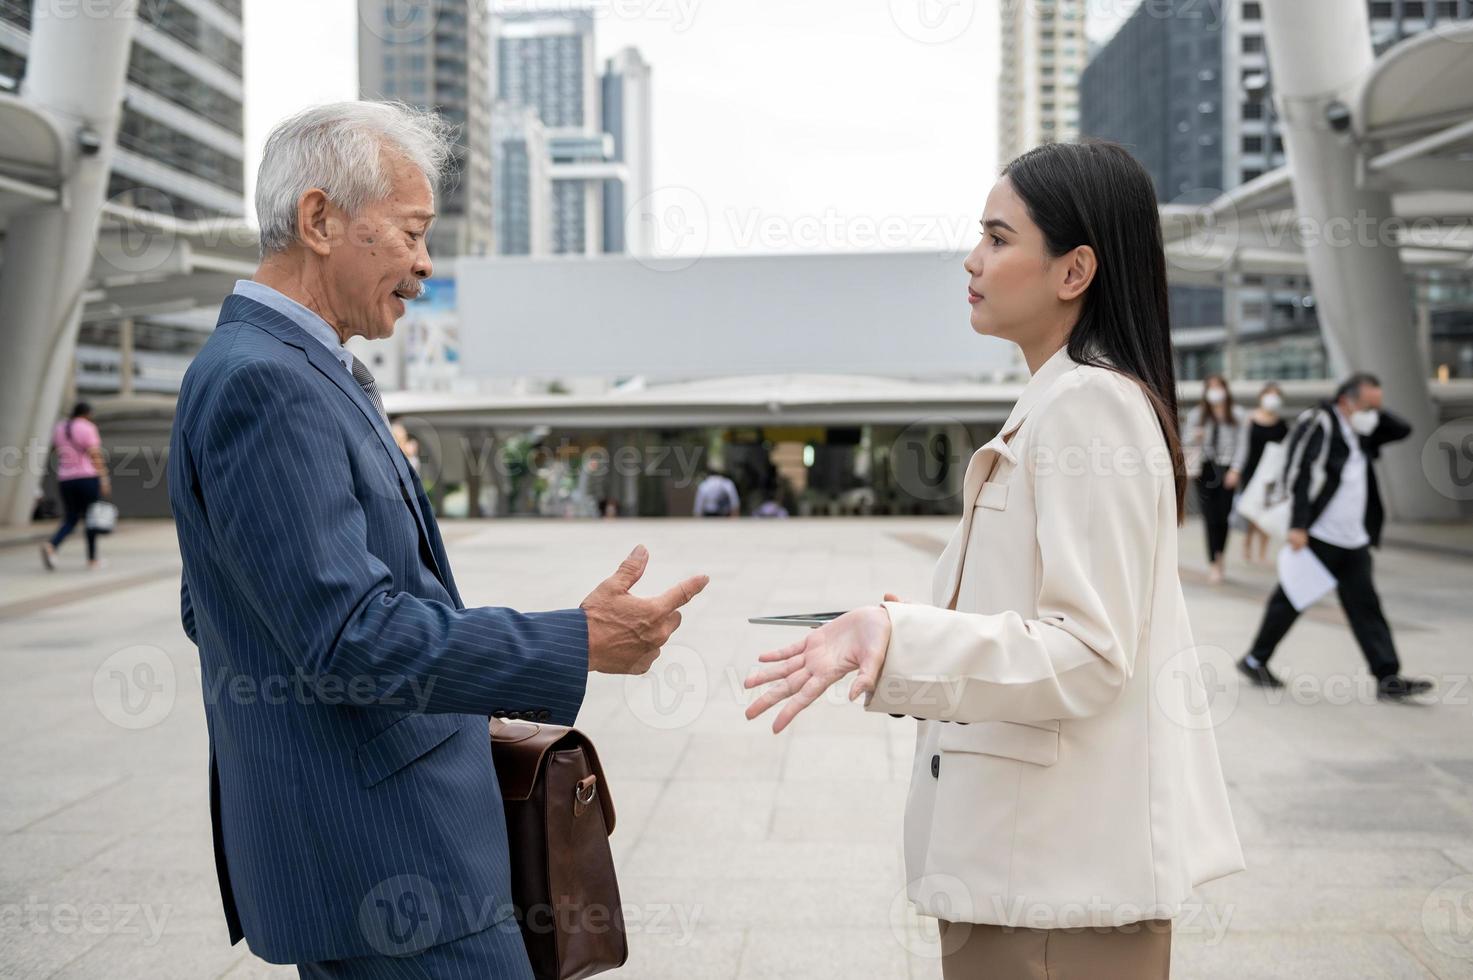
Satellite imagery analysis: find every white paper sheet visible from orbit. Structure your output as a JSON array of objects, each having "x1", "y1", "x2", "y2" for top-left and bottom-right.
[{"x1": 1276, "y1": 544, "x2": 1338, "y2": 611}]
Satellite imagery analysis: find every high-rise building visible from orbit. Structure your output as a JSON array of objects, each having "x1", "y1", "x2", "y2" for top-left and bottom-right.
[
  {"x1": 1082, "y1": 0, "x2": 1473, "y2": 379},
  {"x1": 492, "y1": 102, "x2": 552, "y2": 256},
  {"x1": 0, "y1": 0, "x2": 247, "y2": 219},
  {"x1": 998, "y1": 0, "x2": 1089, "y2": 166},
  {"x1": 491, "y1": 9, "x2": 635, "y2": 256},
  {"x1": 494, "y1": 9, "x2": 597, "y2": 130},
  {"x1": 1079, "y1": 0, "x2": 1226, "y2": 377},
  {"x1": 600, "y1": 46, "x2": 652, "y2": 255},
  {"x1": 0, "y1": 0, "x2": 247, "y2": 397},
  {"x1": 359, "y1": 0, "x2": 493, "y2": 258},
  {"x1": 1229, "y1": 0, "x2": 1472, "y2": 379}
]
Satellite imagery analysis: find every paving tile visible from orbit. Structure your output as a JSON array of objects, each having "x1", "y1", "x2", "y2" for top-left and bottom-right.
[{"x1": 2, "y1": 517, "x2": 1471, "y2": 978}]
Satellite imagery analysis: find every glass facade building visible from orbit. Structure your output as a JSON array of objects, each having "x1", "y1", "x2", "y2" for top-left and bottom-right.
[
  {"x1": 0, "y1": 0, "x2": 246, "y2": 397},
  {"x1": 1, "y1": 0, "x2": 245, "y2": 220},
  {"x1": 492, "y1": 11, "x2": 645, "y2": 257},
  {"x1": 358, "y1": 0, "x2": 494, "y2": 258},
  {"x1": 1080, "y1": 0, "x2": 1473, "y2": 379}
]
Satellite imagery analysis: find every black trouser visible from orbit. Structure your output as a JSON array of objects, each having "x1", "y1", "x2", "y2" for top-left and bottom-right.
[
  {"x1": 50, "y1": 477, "x2": 102, "y2": 561},
  {"x1": 1196, "y1": 460, "x2": 1234, "y2": 562},
  {"x1": 1248, "y1": 536, "x2": 1400, "y2": 680}
]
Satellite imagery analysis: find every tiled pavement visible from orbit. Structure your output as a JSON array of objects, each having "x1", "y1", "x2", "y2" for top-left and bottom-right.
[{"x1": 2, "y1": 516, "x2": 1471, "y2": 979}]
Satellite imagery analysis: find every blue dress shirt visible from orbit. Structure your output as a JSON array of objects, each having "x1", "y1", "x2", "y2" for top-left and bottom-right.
[{"x1": 232, "y1": 279, "x2": 354, "y2": 374}]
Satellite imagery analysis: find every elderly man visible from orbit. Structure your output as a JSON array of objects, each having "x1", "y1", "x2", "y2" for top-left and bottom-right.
[{"x1": 168, "y1": 102, "x2": 708, "y2": 977}]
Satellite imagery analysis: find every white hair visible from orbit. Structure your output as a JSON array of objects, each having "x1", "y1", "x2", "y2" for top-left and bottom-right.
[{"x1": 255, "y1": 101, "x2": 457, "y2": 256}]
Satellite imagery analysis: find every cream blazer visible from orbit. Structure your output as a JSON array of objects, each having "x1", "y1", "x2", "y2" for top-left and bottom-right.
[{"x1": 866, "y1": 346, "x2": 1244, "y2": 928}]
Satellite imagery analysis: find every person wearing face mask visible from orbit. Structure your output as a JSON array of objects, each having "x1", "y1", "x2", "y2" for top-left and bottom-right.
[
  {"x1": 1236, "y1": 372, "x2": 1434, "y2": 702},
  {"x1": 1184, "y1": 374, "x2": 1247, "y2": 584},
  {"x1": 1225, "y1": 382, "x2": 1289, "y2": 564}
]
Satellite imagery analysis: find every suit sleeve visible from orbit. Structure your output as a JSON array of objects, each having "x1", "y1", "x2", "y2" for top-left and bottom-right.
[
  {"x1": 192, "y1": 359, "x2": 588, "y2": 722},
  {"x1": 864, "y1": 373, "x2": 1160, "y2": 724}
]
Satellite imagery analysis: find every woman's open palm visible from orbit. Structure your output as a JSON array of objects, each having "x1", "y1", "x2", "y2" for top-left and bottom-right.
[{"x1": 743, "y1": 602, "x2": 895, "y2": 733}]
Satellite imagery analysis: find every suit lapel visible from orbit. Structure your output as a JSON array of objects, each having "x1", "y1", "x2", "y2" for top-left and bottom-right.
[
  {"x1": 412, "y1": 478, "x2": 462, "y2": 608},
  {"x1": 932, "y1": 346, "x2": 1080, "y2": 609},
  {"x1": 934, "y1": 432, "x2": 1019, "y2": 609},
  {"x1": 224, "y1": 296, "x2": 450, "y2": 591}
]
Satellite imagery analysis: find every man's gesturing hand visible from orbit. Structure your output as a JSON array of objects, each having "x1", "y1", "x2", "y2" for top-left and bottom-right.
[{"x1": 581, "y1": 545, "x2": 709, "y2": 675}]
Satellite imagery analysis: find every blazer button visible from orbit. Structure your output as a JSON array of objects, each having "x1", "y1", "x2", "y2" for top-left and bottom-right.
[{"x1": 931, "y1": 754, "x2": 940, "y2": 779}]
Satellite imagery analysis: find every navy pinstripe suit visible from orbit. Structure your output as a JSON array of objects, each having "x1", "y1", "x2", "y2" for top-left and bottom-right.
[{"x1": 169, "y1": 295, "x2": 589, "y2": 972}]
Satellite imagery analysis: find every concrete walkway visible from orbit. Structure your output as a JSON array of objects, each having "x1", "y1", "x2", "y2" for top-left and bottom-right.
[{"x1": 2, "y1": 516, "x2": 1471, "y2": 979}]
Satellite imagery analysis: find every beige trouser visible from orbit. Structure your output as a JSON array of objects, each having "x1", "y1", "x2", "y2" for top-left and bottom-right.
[{"x1": 937, "y1": 919, "x2": 1172, "y2": 980}]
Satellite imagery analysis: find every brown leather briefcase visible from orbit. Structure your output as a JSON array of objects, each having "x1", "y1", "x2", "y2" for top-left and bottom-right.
[{"x1": 487, "y1": 717, "x2": 628, "y2": 980}]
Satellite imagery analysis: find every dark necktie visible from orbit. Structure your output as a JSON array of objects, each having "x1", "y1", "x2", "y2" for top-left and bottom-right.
[{"x1": 350, "y1": 355, "x2": 388, "y2": 423}]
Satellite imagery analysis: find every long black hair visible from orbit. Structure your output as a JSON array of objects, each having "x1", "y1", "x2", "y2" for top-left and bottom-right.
[{"x1": 1001, "y1": 140, "x2": 1187, "y2": 521}]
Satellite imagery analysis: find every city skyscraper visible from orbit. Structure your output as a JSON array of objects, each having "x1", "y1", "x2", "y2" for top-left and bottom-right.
[
  {"x1": 0, "y1": 0, "x2": 247, "y2": 397},
  {"x1": 358, "y1": 0, "x2": 493, "y2": 259},
  {"x1": 1079, "y1": 0, "x2": 1226, "y2": 377},
  {"x1": 491, "y1": 8, "x2": 644, "y2": 256},
  {"x1": 600, "y1": 46, "x2": 652, "y2": 255},
  {"x1": 998, "y1": 0, "x2": 1088, "y2": 166},
  {"x1": 1081, "y1": 0, "x2": 1473, "y2": 379},
  {"x1": 492, "y1": 102, "x2": 552, "y2": 256}
]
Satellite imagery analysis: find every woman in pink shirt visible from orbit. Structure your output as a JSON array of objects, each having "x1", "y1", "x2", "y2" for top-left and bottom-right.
[{"x1": 41, "y1": 402, "x2": 110, "y2": 570}]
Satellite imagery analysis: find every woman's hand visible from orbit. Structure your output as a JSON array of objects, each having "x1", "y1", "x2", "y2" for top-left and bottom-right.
[
  {"x1": 1224, "y1": 469, "x2": 1240, "y2": 490},
  {"x1": 744, "y1": 605, "x2": 893, "y2": 733}
]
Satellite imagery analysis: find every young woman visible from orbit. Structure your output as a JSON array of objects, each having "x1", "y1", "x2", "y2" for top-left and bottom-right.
[
  {"x1": 745, "y1": 141, "x2": 1242, "y2": 980},
  {"x1": 1226, "y1": 381, "x2": 1289, "y2": 563},
  {"x1": 41, "y1": 402, "x2": 110, "y2": 571},
  {"x1": 1185, "y1": 374, "x2": 1247, "y2": 583}
]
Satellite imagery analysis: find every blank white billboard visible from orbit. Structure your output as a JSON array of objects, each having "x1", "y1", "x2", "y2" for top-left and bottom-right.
[{"x1": 455, "y1": 251, "x2": 1016, "y2": 380}]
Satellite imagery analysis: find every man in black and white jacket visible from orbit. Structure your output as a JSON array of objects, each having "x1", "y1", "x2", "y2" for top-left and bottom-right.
[{"x1": 1237, "y1": 372, "x2": 1434, "y2": 701}]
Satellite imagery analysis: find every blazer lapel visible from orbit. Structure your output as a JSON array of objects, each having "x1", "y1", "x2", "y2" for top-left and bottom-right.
[
  {"x1": 412, "y1": 478, "x2": 463, "y2": 608},
  {"x1": 932, "y1": 346, "x2": 1081, "y2": 610},
  {"x1": 934, "y1": 432, "x2": 1019, "y2": 608},
  {"x1": 224, "y1": 296, "x2": 450, "y2": 590}
]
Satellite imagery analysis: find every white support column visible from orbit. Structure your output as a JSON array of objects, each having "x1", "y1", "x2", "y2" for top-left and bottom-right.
[
  {"x1": 1260, "y1": 0, "x2": 1456, "y2": 521},
  {"x1": 1223, "y1": 261, "x2": 1241, "y2": 379},
  {"x1": 0, "y1": 1, "x2": 136, "y2": 526},
  {"x1": 118, "y1": 317, "x2": 136, "y2": 398}
]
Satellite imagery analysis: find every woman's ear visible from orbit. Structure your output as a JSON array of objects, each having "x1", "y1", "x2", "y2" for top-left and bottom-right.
[{"x1": 1058, "y1": 244, "x2": 1097, "y2": 302}]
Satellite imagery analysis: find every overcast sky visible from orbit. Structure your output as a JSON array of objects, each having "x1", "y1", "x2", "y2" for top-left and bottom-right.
[{"x1": 242, "y1": 0, "x2": 1142, "y2": 255}]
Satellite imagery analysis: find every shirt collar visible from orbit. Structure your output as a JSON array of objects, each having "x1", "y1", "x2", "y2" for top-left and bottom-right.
[{"x1": 232, "y1": 280, "x2": 353, "y2": 374}]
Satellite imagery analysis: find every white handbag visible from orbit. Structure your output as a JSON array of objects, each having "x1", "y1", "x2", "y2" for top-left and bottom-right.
[
  {"x1": 85, "y1": 500, "x2": 119, "y2": 534},
  {"x1": 1234, "y1": 440, "x2": 1291, "y2": 539}
]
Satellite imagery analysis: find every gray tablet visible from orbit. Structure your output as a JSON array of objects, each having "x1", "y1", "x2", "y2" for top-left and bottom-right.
[{"x1": 747, "y1": 611, "x2": 848, "y2": 628}]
